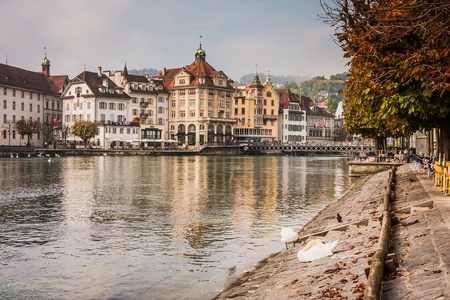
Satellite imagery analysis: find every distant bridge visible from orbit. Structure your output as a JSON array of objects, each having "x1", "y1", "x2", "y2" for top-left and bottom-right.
[{"x1": 245, "y1": 144, "x2": 374, "y2": 154}]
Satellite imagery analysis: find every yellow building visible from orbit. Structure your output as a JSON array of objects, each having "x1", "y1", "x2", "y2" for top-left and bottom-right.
[
  {"x1": 233, "y1": 74, "x2": 278, "y2": 144},
  {"x1": 154, "y1": 46, "x2": 236, "y2": 147}
]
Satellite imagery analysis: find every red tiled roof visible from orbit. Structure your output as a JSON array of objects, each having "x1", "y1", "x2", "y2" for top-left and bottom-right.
[
  {"x1": 0, "y1": 63, "x2": 57, "y2": 95},
  {"x1": 48, "y1": 75, "x2": 69, "y2": 95},
  {"x1": 153, "y1": 61, "x2": 233, "y2": 90},
  {"x1": 72, "y1": 71, "x2": 131, "y2": 99},
  {"x1": 276, "y1": 88, "x2": 300, "y2": 109}
]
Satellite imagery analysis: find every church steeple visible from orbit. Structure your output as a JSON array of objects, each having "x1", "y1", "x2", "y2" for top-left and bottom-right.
[{"x1": 123, "y1": 63, "x2": 128, "y2": 75}]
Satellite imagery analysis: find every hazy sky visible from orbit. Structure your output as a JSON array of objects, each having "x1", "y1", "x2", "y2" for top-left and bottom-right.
[{"x1": 0, "y1": 0, "x2": 348, "y2": 81}]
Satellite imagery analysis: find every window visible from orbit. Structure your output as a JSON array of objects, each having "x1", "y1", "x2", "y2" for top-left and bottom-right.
[
  {"x1": 12, "y1": 89, "x2": 16, "y2": 97},
  {"x1": 149, "y1": 98, "x2": 153, "y2": 105},
  {"x1": 2, "y1": 100, "x2": 6, "y2": 109},
  {"x1": 127, "y1": 128, "x2": 130, "y2": 134},
  {"x1": 171, "y1": 100, "x2": 176, "y2": 107},
  {"x1": 120, "y1": 128, "x2": 124, "y2": 134},
  {"x1": 21, "y1": 102, "x2": 24, "y2": 111},
  {"x1": 118, "y1": 103, "x2": 124, "y2": 110},
  {"x1": 179, "y1": 79, "x2": 185, "y2": 85},
  {"x1": 3, "y1": 114, "x2": 6, "y2": 122},
  {"x1": 87, "y1": 114, "x2": 91, "y2": 121},
  {"x1": 180, "y1": 99, "x2": 185, "y2": 107},
  {"x1": 200, "y1": 110, "x2": 204, "y2": 117},
  {"x1": 208, "y1": 99, "x2": 213, "y2": 107},
  {"x1": 57, "y1": 102, "x2": 60, "y2": 111},
  {"x1": 189, "y1": 110, "x2": 195, "y2": 117},
  {"x1": 264, "y1": 99, "x2": 267, "y2": 105},
  {"x1": 179, "y1": 90, "x2": 186, "y2": 95},
  {"x1": 3, "y1": 88, "x2": 6, "y2": 95},
  {"x1": 171, "y1": 111, "x2": 175, "y2": 118},
  {"x1": 200, "y1": 90, "x2": 204, "y2": 95},
  {"x1": 158, "y1": 118, "x2": 164, "y2": 125},
  {"x1": 113, "y1": 128, "x2": 117, "y2": 134},
  {"x1": 30, "y1": 92, "x2": 33, "y2": 99},
  {"x1": 118, "y1": 115, "x2": 125, "y2": 122},
  {"x1": 21, "y1": 90, "x2": 24, "y2": 98},
  {"x1": 180, "y1": 111, "x2": 185, "y2": 117},
  {"x1": 271, "y1": 100, "x2": 274, "y2": 106},
  {"x1": 158, "y1": 107, "x2": 164, "y2": 114},
  {"x1": 30, "y1": 104, "x2": 33, "y2": 112},
  {"x1": 46, "y1": 101, "x2": 49, "y2": 109},
  {"x1": 218, "y1": 79, "x2": 223, "y2": 86},
  {"x1": 101, "y1": 114, "x2": 105, "y2": 121},
  {"x1": 65, "y1": 115, "x2": 70, "y2": 122},
  {"x1": 149, "y1": 110, "x2": 153, "y2": 117},
  {"x1": 158, "y1": 97, "x2": 164, "y2": 102},
  {"x1": 189, "y1": 90, "x2": 195, "y2": 95},
  {"x1": 132, "y1": 109, "x2": 138, "y2": 115},
  {"x1": 100, "y1": 102, "x2": 106, "y2": 109},
  {"x1": 241, "y1": 108, "x2": 245, "y2": 114},
  {"x1": 37, "y1": 94, "x2": 40, "y2": 100},
  {"x1": 241, "y1": 98, "x2": 245, "y2": 105},
  {"x1": 235, "y1": 108, "x2": 238, "y2": 115},
  {"x1": 189, "y1": 99, "x2": 195, "y2": 106},
  {"x1": 52, "y1": 102, "x2": 55, "y2": 110},
  {"x1": 75, "y1": 87, "x2": 82, "y2": 97},
  {"x1": 109, "y1": 103, "x2": 115, "y2": 110},
  {"x1": 12, "y1": 115, "x2": 15, "y2": 122},
  {"x1": 200, "y1": 99, "x2": 204, "y2": 106},
  {"x1": 264, "y1": 109, "x2": 266, "y2": 115},
  {"x1": 87, "y1": 102, "x2": 91, "y2": 109},
  {"x1": 132, "y1": 97, "x2": 137, "y2": 104},
  {"x1": 66, "y1": 103, "x2": 70, "y2": 111}
]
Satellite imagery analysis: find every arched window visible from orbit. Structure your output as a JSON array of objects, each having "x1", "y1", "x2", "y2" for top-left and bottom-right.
[
  {"x1": 178, "y1": 124, "x2": 185, "y2": 133},
  {"x1": 266, "y1": 91, "x2": 272, "y2": 97},
  {"x1": 188, "y1": 124, "x2": 196, "y2": 132}
]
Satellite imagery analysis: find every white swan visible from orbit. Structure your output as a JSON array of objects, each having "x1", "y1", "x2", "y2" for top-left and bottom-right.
[
  {"x1": 55, "y1": 153, "x2": 60, "y2": 157},
  {"x1": 297, "y1": 239, "x2": 339, "y2": 262},
  {"x1": 280, "y1": 227, "x2": 299, "y2": 249},
  {"x1": 48, "y1": 157, "x2": 52, "y2": 163}
]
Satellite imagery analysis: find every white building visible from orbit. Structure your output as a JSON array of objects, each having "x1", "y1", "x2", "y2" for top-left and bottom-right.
[
  {"x1": 276, "y1": 88, "x2": 307, "y2": 143},
  {"x1": 105, "y1": 65, "x2": 170, "y2": 141},
  {"x1": 61, "y1": 67, "x2": 139, "y2": 148},
  {"x1": 0, "y1": 55, "x2": 63, "y2": 147}
]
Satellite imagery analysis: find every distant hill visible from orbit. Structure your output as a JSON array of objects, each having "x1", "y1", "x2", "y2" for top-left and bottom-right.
[
  {"x1": 235, "y1": 73, "x2": 311, "y2": 86},
  {"x1": 128, "y1": 68, "x2": 161, "y2": 77},
  {"x1": 298, "y1": 72, "x2": 348, "y2": 102}
]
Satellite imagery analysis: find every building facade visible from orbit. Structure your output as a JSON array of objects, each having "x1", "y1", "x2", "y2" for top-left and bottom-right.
[
  {"x1": 106, "y1": 65, "x2": 169, "y2": 141},
  {"x1": 303, "y1": 96, "x2": 335, "y2": 145},
  {"x1": 61, "y1": 68, "x2": 139, "y2": 148},
  {"x1": 154, "y1": 46, "x2": 236, "y2": 147},
  {"x1": 233, "y1": 74, "x2": 278, "y2": 144},
  {"x1": 276, "y1": 88, "x2": 307, "y2": 143},
  {"x1": 0, "y1": 55, "x2": 62, "y2": 147}
]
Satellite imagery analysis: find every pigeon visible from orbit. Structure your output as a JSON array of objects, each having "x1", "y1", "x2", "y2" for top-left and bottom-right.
[{"x1": 337, "y1": 213, "x2": 342, "y2": 223}]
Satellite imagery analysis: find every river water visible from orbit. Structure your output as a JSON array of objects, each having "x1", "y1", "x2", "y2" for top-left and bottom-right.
[{"x1": 0, "y1": 155, "x2": 354, "y2": 299}]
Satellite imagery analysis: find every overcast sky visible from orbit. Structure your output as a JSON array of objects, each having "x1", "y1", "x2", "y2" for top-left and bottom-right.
[{"x1": 0, "y1": 0, "x2": 348, "y2": 82}]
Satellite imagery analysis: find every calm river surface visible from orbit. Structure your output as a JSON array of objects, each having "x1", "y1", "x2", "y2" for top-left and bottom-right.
[{"x1": 0, "y1": 155, "x2": 355, "y2": 299}]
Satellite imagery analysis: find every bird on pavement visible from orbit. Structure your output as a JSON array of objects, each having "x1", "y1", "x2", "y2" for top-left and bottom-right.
[
  {"x1": 337, "y1": 213, "x2": 342, "y2": 223},
  {"x1": 297, "y1": 239, "x2": 339, "y2": 262},
  {"x1": 280, "y1": 227, "x2": 299, "y2": 249}
]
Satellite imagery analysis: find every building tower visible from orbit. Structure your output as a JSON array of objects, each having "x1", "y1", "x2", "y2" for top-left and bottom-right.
[{"x1": 41, "y1": 53, "x2": 50, "y2": 77}]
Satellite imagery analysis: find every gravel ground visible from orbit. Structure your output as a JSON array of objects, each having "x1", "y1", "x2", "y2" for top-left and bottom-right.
[{"x1": 213, "y1": 164, "x2": 450, "y2": 300}]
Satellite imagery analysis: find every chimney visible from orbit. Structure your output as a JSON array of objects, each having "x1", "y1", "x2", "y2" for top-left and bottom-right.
[
  {"x1": 98, "y1": 66, "x2": 102, "y2": 77},
  {"x1": 162, "y1": 67, "x2": 166, "y2": 76}
]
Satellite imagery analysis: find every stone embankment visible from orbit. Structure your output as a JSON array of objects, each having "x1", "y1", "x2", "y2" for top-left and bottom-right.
[{"x1": 214, "y1": 164, "x2": 450, "y2": 299}]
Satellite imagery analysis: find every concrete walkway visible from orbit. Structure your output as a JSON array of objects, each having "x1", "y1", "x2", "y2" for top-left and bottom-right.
[
  {"x1": 213, "y1": 164, "x2": 450, "y2": 299},
  {"x1": 381, "y1": 165, "x2": 450, "y2": 299}
]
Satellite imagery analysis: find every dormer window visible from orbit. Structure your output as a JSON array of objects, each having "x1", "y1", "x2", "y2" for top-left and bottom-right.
[
  {"x1": 179, "y1": 79, "x2": 185, "y2": 85},
  {"x1": 75, "y1": 87, "x2": 82, "y2": 97},
  {"x1": 109, "y1": 88, "x2": 114, "y2": 94},
  {"x1": 199, "y1": 76, "x2": 205, "y2": 85}
]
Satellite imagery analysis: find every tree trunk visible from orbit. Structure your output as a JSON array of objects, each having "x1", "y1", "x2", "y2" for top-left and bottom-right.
[{"x1": 440, "y1": 118, "x2": 450, "y2": 160}]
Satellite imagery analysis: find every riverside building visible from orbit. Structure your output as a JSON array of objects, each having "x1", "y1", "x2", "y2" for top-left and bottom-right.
[
  {"x1": 276, "y1": 88, "x2": 307, "y2": 143},
  {"x1": 153, "y1": 46, "x2": 236, "y2": 147},
  {"x1": 61, "y1": 67, "x2": 139, "y2": 148},
  {"x1": 233, "y1": 74, "x2": 279, "y2": 144},
  {"x1": 106, "y1": 65, "x2": 169, "y2": 141},
  {"x1": 0, "y1": 54, "x2": 64, "y2": 147}
]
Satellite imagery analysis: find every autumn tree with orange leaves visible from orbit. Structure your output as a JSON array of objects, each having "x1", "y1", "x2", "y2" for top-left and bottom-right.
[{"x1": 322, "y1": 0, "x2": 450, "y2": 155}]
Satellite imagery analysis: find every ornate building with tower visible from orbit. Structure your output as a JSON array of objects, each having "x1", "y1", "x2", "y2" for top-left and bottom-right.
[{"x1": 153, "y1": 46, "x2": 236, "y2": 147}]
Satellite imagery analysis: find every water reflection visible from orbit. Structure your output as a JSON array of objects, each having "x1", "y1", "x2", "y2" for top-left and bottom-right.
[{"x1": 0, "y1": 155, "x2": 355, "y2": 299}]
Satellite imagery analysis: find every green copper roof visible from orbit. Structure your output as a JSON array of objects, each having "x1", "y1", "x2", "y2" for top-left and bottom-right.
[{"x1": 41, "y1": 54, "x2": 50, "y2": 66}]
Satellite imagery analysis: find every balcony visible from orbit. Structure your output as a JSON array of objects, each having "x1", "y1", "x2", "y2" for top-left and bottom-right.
[
  {"x1": 263, "y1": 114, "x2": 278, "y2": 120},
  {"x1": 140, "y1": 101, "x2": 148, "y2": 107},
  {"x1": 140, "y1": 113, "x2": 149, "y2": 119},
  {"x1": 201, "y1": 117, "x2": 237, "y2": 124}
]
